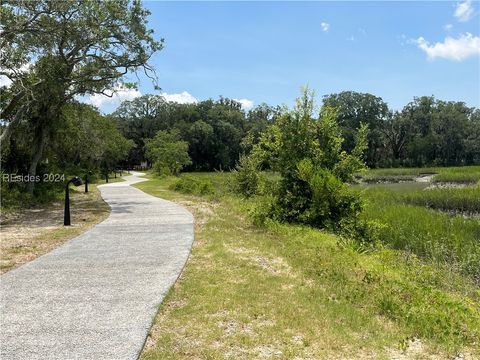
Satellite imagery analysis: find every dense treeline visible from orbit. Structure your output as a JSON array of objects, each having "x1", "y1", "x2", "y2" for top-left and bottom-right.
[
  {"x1": 113, "y1": 92, "x2": 480, "y2": 171},
  {"x1": 323, "y1": 92, "x2": 480, "y2": 167},
  {"x1": 111, "y1": 95, "x2": 283, "y2": 170}
]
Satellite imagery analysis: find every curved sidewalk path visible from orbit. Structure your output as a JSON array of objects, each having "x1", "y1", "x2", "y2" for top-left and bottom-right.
[{"x1": 1, "y1": 172, "x2": 194, "y2": 359}]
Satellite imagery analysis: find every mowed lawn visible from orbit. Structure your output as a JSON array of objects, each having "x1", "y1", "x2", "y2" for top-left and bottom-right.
[{"x1": 135, "y1": 173, "x2": 480, "y2": 359}]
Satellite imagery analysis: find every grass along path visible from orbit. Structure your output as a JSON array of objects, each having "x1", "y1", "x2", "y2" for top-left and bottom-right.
[
  {"x1": 0, "y1": 184, "x2": 110, "y2": 273},
  {"x1": 135, "y1": 176, "x2": 480, "y2": 360}
]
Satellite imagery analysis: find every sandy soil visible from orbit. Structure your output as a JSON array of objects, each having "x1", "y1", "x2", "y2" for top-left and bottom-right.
[{"x1": 0, "y1": 187, "x2": 109, "y2": 273}]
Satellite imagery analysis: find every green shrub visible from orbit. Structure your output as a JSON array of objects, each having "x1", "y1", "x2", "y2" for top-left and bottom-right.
[
  {"x1": 152, "y1": 162, "x2": 172, "y2": 177},
  {"x1": 270, "y1": 160, "x2": 364, "y2": 233},
  {"x1": 169, "y1": 176, "x2": 216, "y2": 196},
  {"x1": 232, "y1": 155, "x2": 261, "y2": 197},
  {"x1": 243, "y1": 88, "x2": 369, "y2": 240}
]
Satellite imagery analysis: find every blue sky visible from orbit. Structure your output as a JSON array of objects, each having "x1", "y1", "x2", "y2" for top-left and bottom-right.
[{"x1": 87, "y1": 1, "x2": 480, "y2": 113}]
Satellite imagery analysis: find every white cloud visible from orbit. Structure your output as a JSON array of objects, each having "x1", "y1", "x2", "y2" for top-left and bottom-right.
[
  {"x1": 454, "y1": 0, "x2": 474, "y2": 22},
  {"x1": 0, "y1": 75, "x2": 12, "y2": 87},
  {"x1": 346, "y1": 35, "x2": 355, "y2": 42},
  {"x1": 415, "y1": 33, "x2": 480, "y2": 61},
  {"x1": 321, "y1": 22, "x2": 330, "y2": 32},
  {"x1": 444, "y1": 23, "x2": 453, "y2": 31},
  {"x1": 82, "y1": 85, "x2": 141, "y2": 113},
  {"x1": 233, "y1": 98, "x2": 254, "y2": 110},
  {"x1": 160, "y1": 91, "x2": 197, "y2": 104},
  {"x1": 0, "y1": 63, "x2": 32, "y2": 88}
]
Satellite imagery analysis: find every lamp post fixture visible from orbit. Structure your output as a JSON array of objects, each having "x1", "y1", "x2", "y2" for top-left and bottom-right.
[
  {"x1": 64, "y1": 176, "x2": 83, "y2": 226},
  {"x1": 84, "y1": 171, "x2": 93, "y2": 193}
]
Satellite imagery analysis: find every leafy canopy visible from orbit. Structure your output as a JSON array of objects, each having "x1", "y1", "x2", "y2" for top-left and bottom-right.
[{"x1": 145, "y1": 129, "x2": 192, "y2": 176}]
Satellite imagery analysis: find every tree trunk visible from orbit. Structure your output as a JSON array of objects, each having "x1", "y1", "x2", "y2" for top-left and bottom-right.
[{"x1": 26, "y1": 123, "x2": 47, "y2": 194}]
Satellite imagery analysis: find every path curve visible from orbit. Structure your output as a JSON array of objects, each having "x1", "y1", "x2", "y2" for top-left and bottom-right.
[{"x1": 1, "y1": 172, "x2": 194, "y2": 359}]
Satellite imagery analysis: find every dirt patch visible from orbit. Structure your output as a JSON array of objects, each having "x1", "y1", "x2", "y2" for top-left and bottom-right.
[
  {"x1": 0, "y1": 186, "x2": 109, "y2": 273},
  {"x1": 176, "y1": 199, "x2": 218, "y2": 228},
  {"x1": 226, "y1": 245, "x2": 297, "y2": 278},
  {"x1": 386, "y1": 337, "x2": 449, "y2": 359}
]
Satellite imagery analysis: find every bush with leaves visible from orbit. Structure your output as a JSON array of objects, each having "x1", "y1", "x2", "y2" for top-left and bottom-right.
[
  {"x1": 169, "y1": 176, "x2": 216, "y2": 196},
  {"x1": 244, "y1": 87, "x2": 370, "y2": 237},
  {"x1": 145, "y1": 129, "x2": 192, "y2": 176},
  {"x1": 231, "y1": 154, "x2": 262, "y2": 197}
]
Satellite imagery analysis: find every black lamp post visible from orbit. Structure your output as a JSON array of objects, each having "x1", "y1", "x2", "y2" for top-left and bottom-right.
[
  {"x1": 64, "y1": 176, "x2": 83, "y2": 226},
  {"x1": 84, "y1": 171, "x2": 93, "y2": 193}
]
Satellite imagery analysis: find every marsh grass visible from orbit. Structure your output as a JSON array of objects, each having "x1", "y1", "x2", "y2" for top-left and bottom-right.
[
  {"x1": 360, "y1": 186, "x2": 480, "y2": 281},
  {"x1": 136, "y1": 175, "x2": 480, "y2": 359},
  {"x1": 403, "y1": 185, "x2": 480, "y2": 214},
  {"x1": 358, "y1": 166, "x2": 480, "y2": 184},
  {"x1": 432, "y1": 167, "x2": 480, "y2": 184}
]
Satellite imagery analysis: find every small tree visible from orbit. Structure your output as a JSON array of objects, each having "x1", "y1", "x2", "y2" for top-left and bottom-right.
[
  {"x1": 145, "y1": 129, "x2": 191, "y2": 176},
  {"x1": 245, "y1": 87, "x2": 369, "y2": 232}
]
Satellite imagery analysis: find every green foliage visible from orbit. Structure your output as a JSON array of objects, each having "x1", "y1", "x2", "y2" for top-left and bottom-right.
[
  {"x1": 275, "y1": 159, "x2": 363, "y2": 231},
  {"x1": 169, "y1": 176, "x2": 216, "y2": 196},
  {"x1": 113, "y1": 96, "x2": 267, "y2": 170},
  {"x1": 1, "y1": 0, "x2": 161, "y2": 194},
  {"x1": 244, "y1": 88, "x2": 369, "y2": 236},
  {"x1": 145, "y1": 129, "x2": 192, "y2": 176},
  {"x1": 54, "y1": 103, "x2": 133, "y2": 169},
  {"x1": 231, "y1": 155, "x2": 262, "y2": 197},
  {"x1": 333, "y1": 122, "x2": 369, "y2": 182},
  {"x1": 322, "y1": 91, "x2": 389, "y2": 167}
]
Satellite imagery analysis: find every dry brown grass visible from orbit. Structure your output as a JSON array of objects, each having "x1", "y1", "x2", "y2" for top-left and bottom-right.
[{"x1": 0, "y1": 185, "x2": 109, "y2": 273}]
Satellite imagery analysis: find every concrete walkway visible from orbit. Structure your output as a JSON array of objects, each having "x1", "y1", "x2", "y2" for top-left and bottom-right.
[{"x1": 1, "y1": 172, "x2": 194, "y2": 359}]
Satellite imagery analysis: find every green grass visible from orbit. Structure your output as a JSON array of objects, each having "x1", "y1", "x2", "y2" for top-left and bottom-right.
[
  {"x1": 135, "y1": 174, "x2": 480, "y2": 359},
  {"x1": 358, "y1": 166, "x2": 480, "y2": 184},
  {"x1": 402, "y1": 185, "x2": 480, "y2": 214},
  {"x1": 432, "y1": 167, "x2": 480, "y2": 184},
  {"x1": 359, "y1": 186, "x2": 480, "y2": 281}
]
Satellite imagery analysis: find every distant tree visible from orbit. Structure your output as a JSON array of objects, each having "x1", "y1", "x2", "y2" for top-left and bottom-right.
[
  {"x1": 1, "y1": 0, "x2": 162, "y2": 192},
  {"x1": 431, "y1": 101, "x2": 470, "y2": 165},
  {"x1": 245, "y1": 103, "x2": 285, "y2": 146},
  {"x1": 112, "y1": 95, "x2": 168, "y2": 164},
  {"x1": 184, "y1": 120, "x2": 215, "y2": 170},
  {"x1": 51, "y1": 103, "x2": 133, "y2": 170},
  {"x1": 381, "y1": 111, "x2": 413, "y2": 165},
  {"x1": 465, "y1": 109, "x2": 480, "y2": 164},
  {"x1": 400, "y1": 97, "x2": 475, "y2": 166},
  {"x1": 322, "y1": 91, "x2": 388, "y2": 167},
  {"x1": 145, "y1": 129, "x2": 191, "y2": 176}
]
